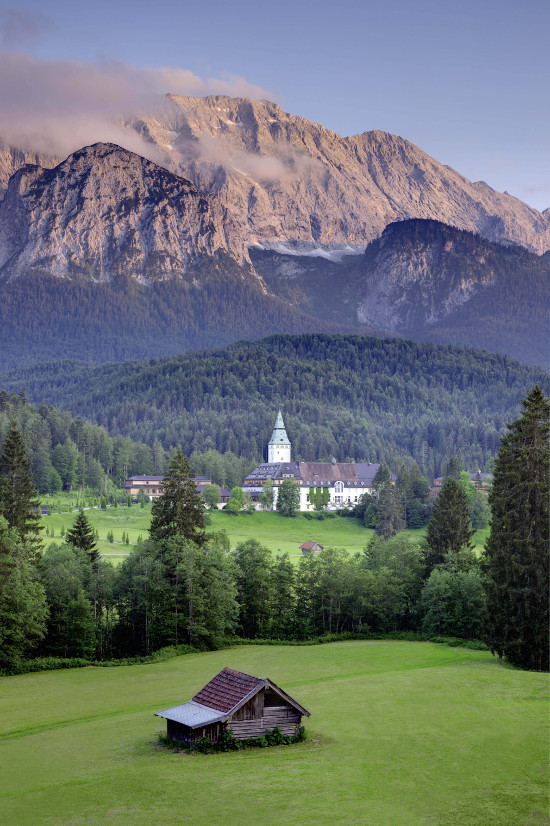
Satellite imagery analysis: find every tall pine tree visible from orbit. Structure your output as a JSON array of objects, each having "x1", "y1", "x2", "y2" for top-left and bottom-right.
[
  {"x1": 0, "y1": 420, "x2": 42, "y2": 555},
  {"x1": 66, "y1": 509, "x2": 100, "y2": 566},
  {"x1": 482, "y1": 386, "x2": 549, "y2": 671},
  {"x1": 149, "y1": 448, "x2": 206, "y2": 545},
  {"x1": 426, "y1": 476, "x2": 474, "y2": 572}
]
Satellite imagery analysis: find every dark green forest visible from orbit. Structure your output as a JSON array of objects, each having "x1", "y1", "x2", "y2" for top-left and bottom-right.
[
  {"x1": 4, "y1": 334, "x2": 547, "y2": 481},
  {"x1": 0, "y1": 392, "x2": 255, "y2": 494},
  {"x1": 0, "y1": 391, "x2": 158, "y2": 493},
  {"x1": 0, "y1": 256, "x2": 355, "y2": 371}
]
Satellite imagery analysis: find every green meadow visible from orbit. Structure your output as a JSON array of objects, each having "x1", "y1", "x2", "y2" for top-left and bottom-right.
[
  {"x1": 40, "y1": 507, "x2": 489, "y2": 563},
  {"x1": 0, "y1": 641, "x2": 547, "y2": 825}
]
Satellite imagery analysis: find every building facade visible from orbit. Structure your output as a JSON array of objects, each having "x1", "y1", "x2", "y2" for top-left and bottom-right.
[
  {"x1": 243, "y1": 412, "x2": 388, "y2": 510},
  {"x1": 124, "y1": 475, "x2": 231, "y2": 501}
]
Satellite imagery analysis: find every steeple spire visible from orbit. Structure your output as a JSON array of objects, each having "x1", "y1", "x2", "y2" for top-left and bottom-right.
[{"x1": 267, "y1": 410, "x2": 291, "y2": 463}]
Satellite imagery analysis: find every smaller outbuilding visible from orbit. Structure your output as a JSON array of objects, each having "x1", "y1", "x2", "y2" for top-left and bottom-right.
[
  {"x1": 155, "y1": 667, "x2": 310, "y2": 747},
  {"x1": 300, "y1": 541, "x2": 324, "y2": 555}
]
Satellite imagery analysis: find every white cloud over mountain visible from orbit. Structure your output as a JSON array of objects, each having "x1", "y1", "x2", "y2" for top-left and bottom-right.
[{"x1": 0, "y1": 50, "x2": 272, "y2": 159}]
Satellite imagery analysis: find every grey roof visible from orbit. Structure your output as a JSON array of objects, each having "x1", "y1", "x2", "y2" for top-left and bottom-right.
[
  {"x1": 155, "y1": 700, "x2": 226, "y2": 728},
  {"x1": 244, "y1": 460, "x2": 390, "y2": 487}
]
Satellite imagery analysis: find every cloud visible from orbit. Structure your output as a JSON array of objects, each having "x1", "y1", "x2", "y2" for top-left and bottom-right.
[
  {"x1": 491, "y1": 156, "x2": 517, "y2": 172},
  {"x1": 523, "y1": 183, "x2": 550, "y2": 194},
  {"x1": 0, "y1": 51, "x2": 273, "y2": 160},
  {"x1": 171, "y1": 131, "x2": 326, "y2": 185},
  {"x1": 182, "y1": 133, "x2": 288, "y2": 182},
  {"x1": 0, "y1": 9, "x2": 52, "y2": 46}
]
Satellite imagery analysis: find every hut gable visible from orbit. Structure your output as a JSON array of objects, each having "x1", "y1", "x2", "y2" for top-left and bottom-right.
[
  {"x1": 192, "y1": 667, "x2": 263, "y2": 713},
  {"x1": 155, "y1": 667, "x2": 310, "y2": 746}
]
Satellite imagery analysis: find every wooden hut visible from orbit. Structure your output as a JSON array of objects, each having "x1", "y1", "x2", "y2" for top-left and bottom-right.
[
  {"x1": 300, "y1": 541, "x2": 324, "y2": 555},
  {"x1": 155, "y1": 667, "x2": 310, "y2": 746}
]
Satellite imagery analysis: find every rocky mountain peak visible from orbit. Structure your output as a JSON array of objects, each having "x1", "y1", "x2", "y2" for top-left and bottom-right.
[
  {"x1": 129, "y1": 95, "x2": 550, "y2": 254},
  {"x1": 0, "y1": 141, "x2": 247, "y2": 282}
]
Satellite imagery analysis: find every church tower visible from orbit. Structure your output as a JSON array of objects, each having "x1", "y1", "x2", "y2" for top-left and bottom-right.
[{"x1": 267, "y1": 410, "x2": 291, "y2": 463}]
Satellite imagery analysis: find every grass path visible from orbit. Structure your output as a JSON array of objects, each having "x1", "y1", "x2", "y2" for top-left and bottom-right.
[{"x1": 0, "y1": 642, "x2": 547, "y2": 825}]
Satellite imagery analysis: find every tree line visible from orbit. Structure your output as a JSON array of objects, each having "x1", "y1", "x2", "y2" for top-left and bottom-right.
[
  {"x1": 1, "y1": 387, "x2": 547, "y2": 673},
  {"x1": 0, "y1": 390, "x2": 255, "y2": 495}
]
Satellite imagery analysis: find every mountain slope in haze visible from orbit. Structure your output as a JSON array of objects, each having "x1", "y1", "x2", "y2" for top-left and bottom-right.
[
  {"x1": 0, "y1": 140, "x2": 371, "y2": 370},
  {"x1": 3, "y1": 334, "x2": 547, "y2": 482},
  {"x1": 252, "y1": 219, "x2": 550, "y2": 367},
  {"x1": 0, "y1": 263, "x2": 365, "y2": 371},
  {"x1": 0, "y1": 142, "x2": 248, "y2": 282},
  {"x1": 132, "y1": 95, "x2": 549, "y2": 254}
]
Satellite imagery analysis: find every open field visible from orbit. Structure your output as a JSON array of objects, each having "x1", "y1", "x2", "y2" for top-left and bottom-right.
[
  {"x1": 41, "y1": 505, "x2": 152, "y2": 561},
  {"x1": 0, "y1": 641, "x2": 547, "y2": 825},
  {"x1": 40, "y1": 508, "x2": 490, "y2": 562}
]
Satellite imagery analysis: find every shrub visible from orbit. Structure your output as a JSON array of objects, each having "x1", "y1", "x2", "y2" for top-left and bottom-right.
[{"x1": 194, "y1": 737, "x2": 215, "y2": 754}]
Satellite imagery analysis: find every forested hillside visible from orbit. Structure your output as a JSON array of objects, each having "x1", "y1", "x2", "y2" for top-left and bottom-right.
[
  {"x1": 0, "y1": 391, "x2": 159, "y2": 493},
  {"x1": 0, "y1": 265, "x2": 357, "y2": 371},
  {"x1": 4, "y1": 334, "x2": 547, "y2": 480}
]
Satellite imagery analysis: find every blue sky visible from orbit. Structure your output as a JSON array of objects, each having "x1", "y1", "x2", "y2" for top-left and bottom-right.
[{"x1": 1, "y1": 0, "x2": 548, "y2": 210}]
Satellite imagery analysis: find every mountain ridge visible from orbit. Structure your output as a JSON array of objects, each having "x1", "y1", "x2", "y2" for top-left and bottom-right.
[
  {"x1": 0, "y1": 142, "x2": 253, "y2": 282},
  {"x1": 0, "y1": 94, "x2": 548, "y2": 254}
]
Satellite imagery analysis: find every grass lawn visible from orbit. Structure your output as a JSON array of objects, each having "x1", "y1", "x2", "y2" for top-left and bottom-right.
[
  {"x1": 208, "y1": 510, "x2": 375, "y2": 558},
  {"x1": 40, "y1": 508, "x2": 490, "y2": 562},
  {"x1": 0, "y1": 641, "x2": 547, "y2": 825},
  {"x1": 41, "y1": 505, "x2": 153, "y2": 560}
]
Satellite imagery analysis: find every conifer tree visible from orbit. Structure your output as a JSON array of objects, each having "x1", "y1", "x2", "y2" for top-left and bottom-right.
[
  {"x1": 0, "y1": 420, "x2": 42, "y2": 554},
  {"x1": 373, "y1": 463, "x2": 391, "y2": 489},
  {"x1": 66, "y1": 509, "x2": 99, "y2": 565},
  {"x1": 425, "y1": 477, "x2": 474, "y2": 572},
  {"x1": 149, "y1": 448, "x2": 206, "y2": 545},
  {"x1": 375, "y1": 484, "x2": 405, "y2": 539},
  {"x1": 482, "y1": 386, "x2": 549, "y2": 671}
]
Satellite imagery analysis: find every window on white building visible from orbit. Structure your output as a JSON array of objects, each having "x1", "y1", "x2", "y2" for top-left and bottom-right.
[{"x1": 335, "y1": 481, "x2": 344, "y2": 494}]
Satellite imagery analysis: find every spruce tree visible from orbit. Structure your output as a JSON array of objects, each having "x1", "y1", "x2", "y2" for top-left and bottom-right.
[
  {"x1": 66, "y1": 509, "x2": 100, "y2": 565},
  {"x1": 425, "y1": 477, "x2": 474, "y2": 571},
  {"x1": 375, "y1": 484, "x2": 405, "y2": 539},
  {"x1": 373, "y1": 463, "x2": 391, "y2": 489},
  {"x1": 482, "y1": 386, "x2": 549, "y2": 671},
  {"x1": 0, "y1": 420, "x2": 42, "y2": 554},
  {"x1": 149, "y1": 448, "x2": 206, "y2": 545}
]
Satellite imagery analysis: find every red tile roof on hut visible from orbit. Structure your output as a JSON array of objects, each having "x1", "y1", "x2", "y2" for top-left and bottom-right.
[
  {"x1": 300, "y1": 542, "x2": 324, "y2": 555},
  {"x1": 155, "y1": 667, "x2": 310, "y2": 746},
  {"x1": 192, "y1": 667, "x2": 264, "y2": 713}
]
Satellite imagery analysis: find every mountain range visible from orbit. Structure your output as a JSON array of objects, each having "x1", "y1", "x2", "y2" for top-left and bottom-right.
[{"x1": 0, "y1": 95, "x2": 548, "y2": 369}]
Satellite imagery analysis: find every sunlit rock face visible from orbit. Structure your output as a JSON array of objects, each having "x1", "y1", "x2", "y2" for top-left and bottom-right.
[
  {"x1": 134, "y1": 95, "x2": 550, "y2": 254},
  {"x1": 0, "y1": 95, "x2": 548, "y2": 257},
  {"x1": 0, "y1": 142, "x2": 250, "y2": 282}
]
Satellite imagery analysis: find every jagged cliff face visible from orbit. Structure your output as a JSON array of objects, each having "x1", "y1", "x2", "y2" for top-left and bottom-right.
[
  {"x1": 354, "y1": 219, "x2": 547, "y2": 331},
  {"x1": 0, "y1": 142, "x2": 247, "y2": 281},
  {"x1": 131, "y1": 95, "x2": 549, "y2": 254},
  {"x1": 0, "y1": 145, "x2": 59, "y2": 195},
  {"x1": 251, "y1": 218, "x2": 549, "y2": 366},
  {"x1": 355, "y1": 223, "x2": 491, "y2": 329}
]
